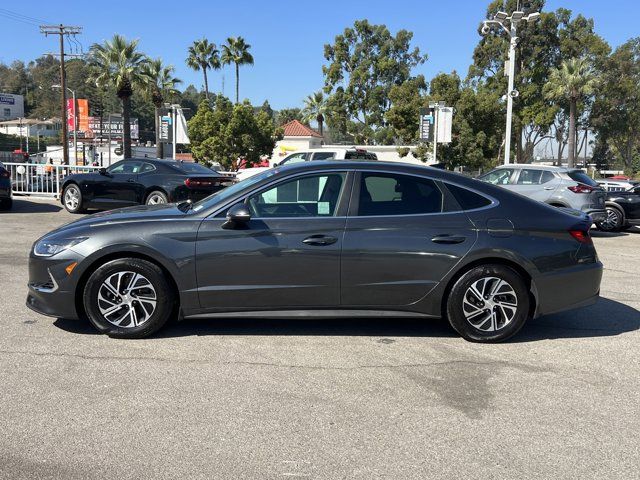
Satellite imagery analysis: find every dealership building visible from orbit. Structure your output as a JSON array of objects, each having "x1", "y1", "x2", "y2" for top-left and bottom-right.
[{"x1": 0, "y1": 93, "x2": 25, "y2": 120}]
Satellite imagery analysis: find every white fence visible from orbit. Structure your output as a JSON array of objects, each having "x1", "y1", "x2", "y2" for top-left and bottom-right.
[{"x1": 3, "y1": 162, "x2": 102, "y2": 198}]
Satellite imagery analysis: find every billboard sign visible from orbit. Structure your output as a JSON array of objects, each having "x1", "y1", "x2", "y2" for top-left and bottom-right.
[
  {"x1": 0, "y1": 93, "x2": 25, "y2": 120},
  {"x1": 82, "y1": 117, "x2": 139, "y2": 140}
]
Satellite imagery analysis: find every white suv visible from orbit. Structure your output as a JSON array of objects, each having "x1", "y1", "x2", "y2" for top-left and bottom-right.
[{"x1": 236, "y1": 148, "x2": 377, "y2": 181}]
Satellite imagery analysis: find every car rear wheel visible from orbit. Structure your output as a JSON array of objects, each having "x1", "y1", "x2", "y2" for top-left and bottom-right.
[
  {"x1": 446, "y1": 265, "x2": 530, "y2": 343},
  {"x1": 145, "y1": 191, "x2": 168, "y2": 205},
  {"x1": 63, "y1": 184, "x2": 85, "y2": 213},
  {"x1": 83, "y1": 258, "x2": 175, "y2": 338},
  {"x1": 595, "y1": 206, "x2": 623, "y2": 232}
]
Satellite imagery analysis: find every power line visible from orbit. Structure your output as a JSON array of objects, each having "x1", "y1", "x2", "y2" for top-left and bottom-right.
[{"x1": 0, "y1": 8, "x2": 53, "y2": 26}]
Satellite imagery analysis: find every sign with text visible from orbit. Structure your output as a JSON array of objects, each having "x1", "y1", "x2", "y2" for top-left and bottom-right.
[
  {"x1": 158, "y1": 108, "x2": 172, "y2": 143},
  {"x1": 419, "y1": 107, "x2": 434, "y2": 142}
]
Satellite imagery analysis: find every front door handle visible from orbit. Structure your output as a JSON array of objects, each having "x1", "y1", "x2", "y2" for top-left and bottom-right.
[
  {"x1": 431, "y1": 234, "x2": 466, "y2": 244},
  {"x1": 127, "y1": 178, "x2": 136, "y2": 183},
  {"x1": 303, "y1": 235, "x2": 338, "y2": 246},
  {"x1": 544, "y1": 186, "x2": 555, "y2": 190}
]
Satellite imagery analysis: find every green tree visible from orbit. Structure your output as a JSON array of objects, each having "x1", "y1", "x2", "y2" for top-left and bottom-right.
[
  {"x1": 186, "y1": 39, "x2": 220, "y2": 101},
  {"x1": 544, "y1": 57, "x2": 598, "y2": 167},
  {"x1": 221, "y1": 37, "x2": 254, "y2": 104},
  {"x1": 301, "y1": 91, "x2": 328, "y2": 137},
  {"x1": 322, "y1": 19, "x2": 427, "y2": 144},
  {"x1": 385, "y1": 75, "x2": 427, "y2": 144},
  {"x1": 88, "y1": 34, "x2": 148, "y2": 158},
  {"x1": 591, "y1": 38, "x2": 640, "y2": 172},
  {"x1": 188, "y1": 96, "x2": 281, "y2": 170},
  {"x1": 141, "y1": 59, "x2": 182, "y2": 158},
  {"x1": 275, "y1": 107, "x2": 304, "y2": 126}
]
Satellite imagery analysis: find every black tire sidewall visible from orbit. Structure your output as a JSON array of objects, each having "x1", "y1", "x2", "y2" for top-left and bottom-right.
[
  {"x1": 447, "y1": 265, "x2": 530, "y2": 343},
  {"x1": 595, "y1": 206, "x2": 623, "y2": 232},
  {"x1": 83, "y1": 258, "x2": 174, "y2": 338},
  {"x1": 146, "y1": 190, "x2": 168, "y2": 205}
]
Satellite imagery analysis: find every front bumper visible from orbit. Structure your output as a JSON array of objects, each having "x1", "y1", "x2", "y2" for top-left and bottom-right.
[
  {"x1": 533, "y1": 261, "x2": 603, "y2": 317},
  {"x1": 585, "y1": 209, "x2": 606, "y2": 223},
  {"x1": 26, "y1": 250, "x2": 85, "y2": 320}
]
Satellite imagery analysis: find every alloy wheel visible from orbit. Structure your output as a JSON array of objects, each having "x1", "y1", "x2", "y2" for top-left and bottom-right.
[
  {"x1": 64, "y1": 187, "x2": 80, "y2": 210},
  {"x1": 600, "y1": 208, "x2": 620, "y2": 231},
  {"x1": 97, "y1": 271, "x2": 157, "y2": 328},
  {"x1": 462, "y1": 276, "x2": 518, "y2": 332},
  {"x1": 147, "y1": 194, "x2": 166, "y2": 205}
]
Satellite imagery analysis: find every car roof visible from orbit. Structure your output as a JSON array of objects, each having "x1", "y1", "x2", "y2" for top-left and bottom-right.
[{"x1": 492, "y1": 164, "x2": 580, "y2": 172}]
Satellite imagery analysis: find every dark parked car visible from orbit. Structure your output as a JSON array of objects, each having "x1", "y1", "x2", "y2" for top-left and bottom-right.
[
  {"x1": 28, "y1": 161, "x2": 602, "y2": 342},
  {"x1": 0, "y1": 161, "x2": 12, "y2": 210},
  {"x1": 595, "y1": 184, "x2": 640, "y2": 232},
  {"x1": 60, "y1": 158, "x2": 228, "y2": 213}
]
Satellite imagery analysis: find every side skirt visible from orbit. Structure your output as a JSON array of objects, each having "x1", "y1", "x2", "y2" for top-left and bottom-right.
[{"x1": 183, "y1": 309, "x2": 438, "y2": 320}]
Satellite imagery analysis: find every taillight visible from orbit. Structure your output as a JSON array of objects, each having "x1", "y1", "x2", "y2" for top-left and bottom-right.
[
  {"x1": 0, "y1": 169, "x2": 9, "y2": 179},
  {"x1": 569, "y1": 229, "x2": 592, "y2": 244},
  {"x1": 568, "y1": 184, "x2": 594, "y2": 194},
  {"x1": 184, "y1": 178, "x2": 220, "y2": 188}
]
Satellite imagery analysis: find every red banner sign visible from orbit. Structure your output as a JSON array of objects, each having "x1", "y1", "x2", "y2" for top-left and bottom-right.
[
  {"x1": 77, "y1": 99, "x2": 89, "y2": 132},
  {"x1": 66, "y1": 98, "x2": 75, "y2": 131}
]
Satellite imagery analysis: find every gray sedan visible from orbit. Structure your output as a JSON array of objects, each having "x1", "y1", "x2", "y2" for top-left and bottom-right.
[{"x1": 27, "y1": 161, "x2": 602, "y2": 342}]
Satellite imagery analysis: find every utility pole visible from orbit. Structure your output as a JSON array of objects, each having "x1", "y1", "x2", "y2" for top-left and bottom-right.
[
  {"x1": 481, "y1": 11, "x2": 539, "y2": 165},
  {"x1": 39, "y1": 24, "x2": 82, "y2": 166}
]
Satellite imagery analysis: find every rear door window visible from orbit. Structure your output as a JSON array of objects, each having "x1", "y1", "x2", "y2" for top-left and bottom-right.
[
  {"x1": 540, "y1": 171, "x2": 555, "y2": 184},
  {"x1": 516, "y1": 169, "x2": 543, "y2": 185},
  {"x1": 280, "y1": 152, "x2": 308, "y2": 165},
  {"x1": 479, "y1": 169, "x2": 514, "y2": 185},
  {"x1": 357, "y1": 173, "x2": 443, "y2": 216}
]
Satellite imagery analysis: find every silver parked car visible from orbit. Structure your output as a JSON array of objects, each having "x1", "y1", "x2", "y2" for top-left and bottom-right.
[{"x1": 477, "y1": 165, "x2": 606, "y2": 223}]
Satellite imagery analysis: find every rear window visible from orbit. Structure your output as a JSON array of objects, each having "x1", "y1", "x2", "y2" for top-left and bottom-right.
[
  {"x1": 170, "y1": 161, "x2": 215, "y2": 174},
  {"x1": 445, "y1": 183, "x2": 492, "y2": 210},
  {"x1": 345, "y1": 150, "x2": 372, "y2": 160},
  {"x1": 567, "y1": 171, "x2": 598, "y2": 187}
]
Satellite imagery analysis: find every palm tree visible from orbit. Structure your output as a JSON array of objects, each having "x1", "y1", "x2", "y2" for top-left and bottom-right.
[
  {"x1": 186, "y1": 39, "x2": 220, "y2": 100},
  {"x1": 89, "y1": 35, "x2": 147, "y2": 159},
  {"x1": 302, "y1": 91, "x2": 328, "y2": 137},
  {"x1": 544, "y1": 57, "x2": 599, "y2": 168},
  {"x1": 141, "y1": 59, "x2": 182, "y2": 159},
  {"x1": 221, "y1": 37, "x2": 254, "y2": 103}
]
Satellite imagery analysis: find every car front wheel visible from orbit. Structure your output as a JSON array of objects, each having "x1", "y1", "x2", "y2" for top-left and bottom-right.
[
  {"x1": 62, "y1": 184, "x2": 85, "y2": 213},
  {"x1": 83, "y1": 258, "x2": 175, "y2": 338},
  {"x1": 446, "y1": 265, "x2": 530, "y2": 343}
]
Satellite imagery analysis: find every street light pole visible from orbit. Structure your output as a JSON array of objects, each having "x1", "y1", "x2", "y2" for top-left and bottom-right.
[
  {"x1": 51, "y1": 84, "x2": 77, "y2": 164},
  {"x1": 481, "y1": 10, "x2": 540, "y2": 165}
]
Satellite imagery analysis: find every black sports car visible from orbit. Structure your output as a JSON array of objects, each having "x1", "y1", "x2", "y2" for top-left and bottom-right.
[
  {"x1": 595, "y1": 184, "x2": 640, "y2": 231},
  {"x1": 60, "y1": 158, "x2": 229, "y2": 213},
  {"x1": 0, "y1": 161, "x2": 12, "y2": 210}
]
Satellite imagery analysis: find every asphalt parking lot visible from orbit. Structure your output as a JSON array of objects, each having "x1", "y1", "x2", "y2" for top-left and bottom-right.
[{"x1": 1, "y1": 196, "x2": 639, "y2": 479}]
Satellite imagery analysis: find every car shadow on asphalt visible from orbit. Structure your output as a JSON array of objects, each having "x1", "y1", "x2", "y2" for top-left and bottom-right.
[
  {"x1": 3, "y1": 197, "x2": 63, "y2": 213},
  {"x1": 53, "y1": 298, "x2": 638, "y2": 342}
]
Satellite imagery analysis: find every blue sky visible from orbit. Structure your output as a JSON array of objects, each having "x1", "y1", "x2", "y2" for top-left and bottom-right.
[{"x1": 1, "y1": 1, "x2": 638, "y2": 110}]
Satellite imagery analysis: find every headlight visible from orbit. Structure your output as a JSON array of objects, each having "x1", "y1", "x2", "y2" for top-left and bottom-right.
[{"x1": 33, "y1": 237, "x2": 87, "y2": 257}]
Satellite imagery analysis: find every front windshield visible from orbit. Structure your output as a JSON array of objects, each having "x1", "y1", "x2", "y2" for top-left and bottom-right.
[{"x1": 191, "y1": 168, "x2": 281, "y2": 212}]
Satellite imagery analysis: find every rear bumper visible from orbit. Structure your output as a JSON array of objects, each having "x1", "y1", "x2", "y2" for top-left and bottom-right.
[{"x1": 533, "y1": 261, "x2": 603, "y2": 317}]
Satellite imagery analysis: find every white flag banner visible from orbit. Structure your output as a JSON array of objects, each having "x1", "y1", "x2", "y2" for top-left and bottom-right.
[
  {"x1": 437, "y1": 107, "x2": 453, "y2": 143},
  {"x1": 175, "y1": 107, "x2": 190, "y2": 144}
]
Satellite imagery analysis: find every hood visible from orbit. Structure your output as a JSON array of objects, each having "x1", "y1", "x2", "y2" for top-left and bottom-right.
[{"x1": 50, "y1": 203, "x2": 190, "y2": 237}]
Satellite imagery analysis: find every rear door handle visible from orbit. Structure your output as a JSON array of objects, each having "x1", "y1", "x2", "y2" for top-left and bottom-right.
[
  {"x1": 127, "y1": 178, "x2": 136, "y2": 183},
  {"x1": 544, "y1": 186, "x2": 555, "y2": 190},
  {"x1": 303, "y1": 235, "x2": 338, "y2": 246},
  {"x1": 431, "y1": 234, "x2": 466, "y2": 244}
]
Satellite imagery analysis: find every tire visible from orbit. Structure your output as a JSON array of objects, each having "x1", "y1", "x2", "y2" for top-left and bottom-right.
[
  {"x1": 0, "y1": 198, "x2": 12, "y2": 211},
  {"x1": 595, "y1": 205, "x2": 623, "y2": 232},
  {"x1": 82, "y1": 258, "x2": 175, "y2": 339},
  {"x1": 446, "y1": 264, "x2": 530, "y2": 343},
  {"x1": 145, "y1": 190, "x2": 168, "y2": 205},
  {"x1": 62, "y1": 184, "x2": 85, "y2": 213}
]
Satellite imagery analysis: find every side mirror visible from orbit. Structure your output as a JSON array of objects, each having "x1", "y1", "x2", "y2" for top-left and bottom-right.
[
  {"x1": 99, "y1": 168, "x2": 107, "y2": 175},
  {"x1": 222, "y1": 204, "x2": 251, "y2": 229}
]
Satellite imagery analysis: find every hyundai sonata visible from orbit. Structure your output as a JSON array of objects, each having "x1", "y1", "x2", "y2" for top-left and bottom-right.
[{"x1": 27, "y1": 161, "x2": 602, "y2": 342}]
